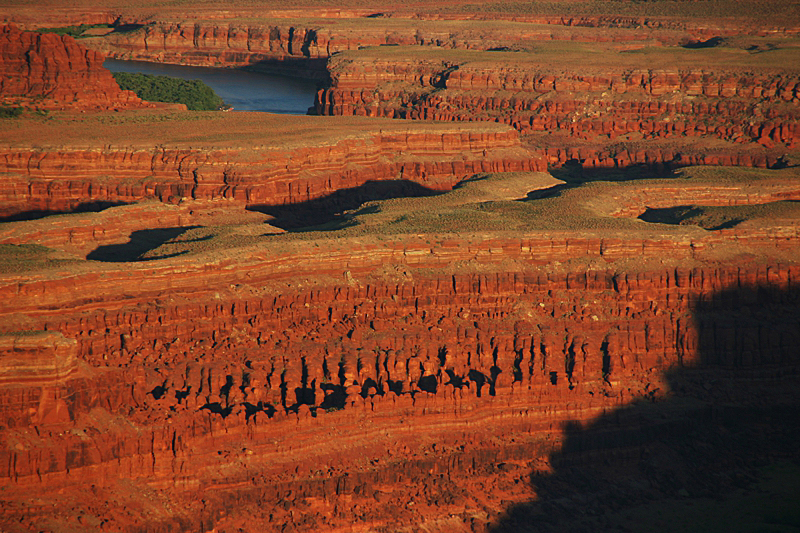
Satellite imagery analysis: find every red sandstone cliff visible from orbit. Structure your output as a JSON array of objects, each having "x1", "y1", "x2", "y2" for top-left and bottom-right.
[
  {"x1": 316, "y1": 51, "x2": 800, "y2": 148},
  {"x1": 0, "y1": 25, "x2": 150, "y2": 110},
  {"x1": 0, "y1": 247, "x2": 798, "y2": 531},
  {"x1": 74, "y1": 11, "x2": 800, "y2": 73},
  {"x1": 0, "y1": 6, "x2": 799, "y2": 531},
  {"x1": 0, "y1": 122, "x2": 541, "y2": 219}
]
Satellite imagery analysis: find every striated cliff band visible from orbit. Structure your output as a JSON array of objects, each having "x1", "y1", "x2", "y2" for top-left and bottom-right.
[{"x1": 0, "y1": 3, "x2": 799, "y2": 533}]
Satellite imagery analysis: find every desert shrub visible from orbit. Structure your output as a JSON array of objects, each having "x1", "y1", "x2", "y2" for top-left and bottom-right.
[
  {"x1": 35, "y1": 24, "x2": 113, "y2": 38},
  {"x1": 0, "y1": 106, "x2": 23, "y2": 118},
  {"x1": 112, "y1": 72, "x2": 223, "y2": 111}
]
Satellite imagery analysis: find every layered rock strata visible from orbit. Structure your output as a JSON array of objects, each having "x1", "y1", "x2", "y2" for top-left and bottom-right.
[
  {"x1": 54, "y1": 8, "x2": 800, "y2": 74},
  {"x1": 0, "y1": 333, "x2": 115, "y2": 430},
  {"x1": 1, "y1": 237, "x2": 798, "y2": 531},
  {"x1": 0, "y1": 4, "x2": 799, "y2": 531},
  {"x1": 0, "y1": 159, "x2": 797, "y2": 532},
  {"x1": 87, "y1": 19, "x2": 691, "y2": 74},
  {"x1": 0, "y1": 120, "x2": 540, "y2": 219},
  {"x1": 0, "y1": 25, "x2": 148, "y2": 110},
  {"x1": 316, "y1": 49, "x2": 800, "y2": 148}
]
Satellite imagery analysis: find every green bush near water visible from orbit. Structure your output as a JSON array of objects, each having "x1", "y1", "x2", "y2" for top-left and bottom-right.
[
  {"x1": 112, "y1": 72, "x2": 224, "y2": 111},
  {"x1": 0, "y1": 107, "x2": 23, "y2": 118},
  {"x1": 35, "y1": 24, "x2": 113, "y2": 38}
]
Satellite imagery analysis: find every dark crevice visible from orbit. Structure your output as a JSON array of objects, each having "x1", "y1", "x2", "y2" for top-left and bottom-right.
[
  {"x1": 565, "y1": 344, "x2": 576, "y2": 384},
  {"x1": 320, "y1": 383, "x2": 346, "y2": 411},
  {"x1": 445, "y1": 369, "x2": 466, "y2": 389},
  {"x1": 601, "y1": 338, "x2": 612, "y2": 383},
  {"x1": 150, "y1": 383, "x2": 167, "y2": 400},
  {"x1": 387, "y1": 379, "x2": 404, "y2": 395},
  {"x1": 469, "y1": 369, "x2": 486, "y2": 397},
  {"x1": 300, "y1": 29, "x2": 317, "y2": 58},
  {"x1": 243, "y1": 401, "x2": 276, "y2": 420},
  {"x1": 219, "y1": 375, "x2": 234, "y2": 399},
  {"x1": 360, "y1": 377, "x2": 383, "y2": 398},
  {"x1": 489, "y1": 365, "x2": 501, "y2": 396},
  {"x1": 512, "y1": 352, "x2": 524, "y2": 383},
  {"x1": 287, "y1": 27, "x2": 295, "y2": 56},
  {"x1": 199, "y1": 402, "x2": 232, "y2": 418},
  {"x1": 438, "y1": 346, "x2": 448, "y2": 367},
  {"x1": 418, "y1": 375, "x2": 438, "y2": 394},
  {"x1": 174, "y1": 387, "x2": 191, "y2": 403}
]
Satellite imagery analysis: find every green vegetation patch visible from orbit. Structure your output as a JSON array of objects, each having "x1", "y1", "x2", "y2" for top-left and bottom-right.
[
  {"x1": 112, "y1": 72, "x2": 223, "y2": 111},
  {"x1": 0, "y1": 243, "x2": 75, "y2": 274},
  {"x1": 0, "y1": 107, "x2": 23, "y2": 119},
  {"x1": 35, "y1": 23, "x2": 113, "y2": 38}
]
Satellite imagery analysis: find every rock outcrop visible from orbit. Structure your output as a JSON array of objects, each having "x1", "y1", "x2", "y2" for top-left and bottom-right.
[
  {"x1": 68, "y1": 8, "x2": 800, "y2": 75},
  {"x1": 0, "y1": 242, "x2": 798, "y2": 531},
  {"x1": 0, "y1": 162, "x2": 798, "y2": 532},
  {"x1": 0, "y1": 333, "x2": 89, "y2": 428},
  {"x1": 0, "y1": 25, "x2": 148, "y2": 110},
  {"x1": 316, "y1": 49, "x2": 800, "y2": 148},
  {"x1": 0, "y1": 118, "x2": 541, "y2": 219}
]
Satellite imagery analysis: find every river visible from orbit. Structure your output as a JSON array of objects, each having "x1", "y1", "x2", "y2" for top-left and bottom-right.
[{"x1": 104, "y1": 59, "x2": 319, "y2": 114}]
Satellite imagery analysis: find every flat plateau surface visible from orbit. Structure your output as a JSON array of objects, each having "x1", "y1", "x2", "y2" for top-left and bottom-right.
[{"x1": 0, "y1": 111, "x2": 510, "y2": 148}]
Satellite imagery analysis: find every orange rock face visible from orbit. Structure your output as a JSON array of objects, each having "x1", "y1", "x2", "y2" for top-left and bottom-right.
[
  {"x1": 1, "y1": 246, "x2": 798, "y2": 531},
  {"x1": 0, "y1": 25, "x2": 147, "y2": 110},
  {"x1": 0, "y1": 5, "x2": 799, "y2": 533},
  {"x1": 0, "y1": 125, "x2": 541, "y2": 219},
  {"x1": 317, "y1": 55, "x2": 800, "y2": 148},
  {"x1": 0, "y1": 333, "x2": 80, "y2": 427}
]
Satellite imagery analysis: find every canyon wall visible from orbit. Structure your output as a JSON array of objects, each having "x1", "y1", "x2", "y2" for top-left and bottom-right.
[
  {"x1": 0, "y1": 25, "x2": 149, "y2": 110},
  {"x1": 69, "y1": 10, "x2": 800, "y2": 74},
  {"x1": 317, "y1": 54, "x2": 800, "y2": 148},
  {"x1": 0, "y1": 127, "x2": 541, "y2": 219},
  {"x1": 1, "y1": 6, "x2": 799, "y2": 532},
  {"x1": 1, "y1": 244, "x2": 798, "y2": 530},
  {"x1": 1, "y1": 118, "x2": 792, "y2": 223},
  {"x1": 80, "y1": 20, "x2": 683, "y2": 74}
]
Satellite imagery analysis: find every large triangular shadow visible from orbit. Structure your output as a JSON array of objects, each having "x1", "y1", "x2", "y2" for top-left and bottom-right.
[
  {"x1": 489, "y1": 284, "x2": 800, "y2": 533},
  {"x1": 87, "y1": 226, "x2": 207, "y2": 262},
  {"x1": 247, "y1": 179, "x2": 443, "y2": 231}
]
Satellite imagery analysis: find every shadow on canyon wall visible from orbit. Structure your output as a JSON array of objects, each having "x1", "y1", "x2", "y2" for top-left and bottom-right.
[
  {"x1": 489, "y1": 283, "x2": 800, "y2": 533},
  {"x1": 0, "y1": 201, "x2": 128, "y2": 223},
  {"x1": 247, "y1": 179, "x2": 443, "y2": 231},
  {"x1": 549, "y1": 159, "x2": 676, "y2": 185},
  {"x1": 243, "y1": 57, "x2": 329, "y2": 82}
]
